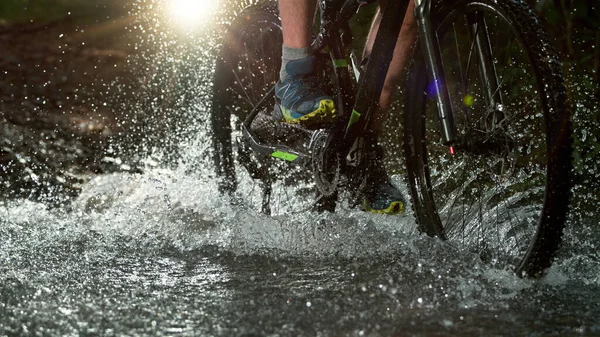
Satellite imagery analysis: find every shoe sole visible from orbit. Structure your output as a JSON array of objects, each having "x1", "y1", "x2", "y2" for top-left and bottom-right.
[
  {"x1": 362, "y1": 200, "x2": 405, "y2": 215},
  {"x1": 281, "y1": 99, "x2": 336, "y2": 126}
]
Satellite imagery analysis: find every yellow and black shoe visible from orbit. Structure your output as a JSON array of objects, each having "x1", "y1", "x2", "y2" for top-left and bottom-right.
[
  {"x1": 362, "y1": 188, "x2": 406, "y2": 215},
  {"x1": 362, "y1": 145, "x2": 406, "y2": 215},
  {"x1": 275, "y1": 56, "x2": 336, "y2": 127}
]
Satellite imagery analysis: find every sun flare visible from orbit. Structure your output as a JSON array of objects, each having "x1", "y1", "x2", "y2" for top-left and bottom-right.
[{"x1": 168, "y1": 0, "x2": 219, "y2": 29}]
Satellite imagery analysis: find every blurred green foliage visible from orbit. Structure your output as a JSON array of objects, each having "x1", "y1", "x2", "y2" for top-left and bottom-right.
[{"x1": 538, "y1": 0, "x2": 600, "y2": 192}]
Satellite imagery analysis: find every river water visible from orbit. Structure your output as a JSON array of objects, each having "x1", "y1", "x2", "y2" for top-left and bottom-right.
[
  {"x1": 2, "y1": 4, "x2": 600, "y2": 337},
  {"x1": 2, "y1": 164, "x2": 599, "y2": 336}
]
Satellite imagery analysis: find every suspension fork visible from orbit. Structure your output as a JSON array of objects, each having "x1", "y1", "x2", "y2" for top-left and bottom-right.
[
  {"x1": 415, "y1": 0, "x2": 505, "y2": 143},
  {"x1": 414, "y1": 0, "x2": 456, "y2": 145}
]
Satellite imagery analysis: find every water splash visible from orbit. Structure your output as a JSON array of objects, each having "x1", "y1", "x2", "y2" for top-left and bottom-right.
[{"x1": 2, "y1": 1, "x2": 600, "y2": 335}]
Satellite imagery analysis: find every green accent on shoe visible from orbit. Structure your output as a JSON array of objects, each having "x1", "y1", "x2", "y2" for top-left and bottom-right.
[
  {"x1": 347, "y1": 109, "x2": 361, "y2": 128},
  {"x1": 362, "y1": 200, "x2": 405, "y2": 215},
  {"x1": 281, "y1": 99, "x2": 337, "y2": 125},
  {"x1": 271, "y1": 151, "x2": 298, "y2": 162},
  {"x1": 333, "y1": 59, "x2": 348, "y2": 68}
]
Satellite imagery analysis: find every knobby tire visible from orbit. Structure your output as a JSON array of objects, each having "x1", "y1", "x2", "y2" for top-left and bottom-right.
[{"x1": 404, "y1": 0, "x2": 572, "y2": 277}]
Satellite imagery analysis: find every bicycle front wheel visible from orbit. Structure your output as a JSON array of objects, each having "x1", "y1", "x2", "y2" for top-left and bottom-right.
[{"x1": 404, "y1": 0, "x2": 572, "y2": 276}]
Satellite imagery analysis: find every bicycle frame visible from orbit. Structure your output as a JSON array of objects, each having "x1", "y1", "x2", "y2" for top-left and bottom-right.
[{"x1": 241, "y1": 0, "x2": 505, "y2": 183}]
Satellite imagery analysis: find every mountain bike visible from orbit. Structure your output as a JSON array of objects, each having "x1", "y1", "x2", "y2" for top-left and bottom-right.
[{"x1": 210, "y1": 0, "x2": 572, "y2": 277}]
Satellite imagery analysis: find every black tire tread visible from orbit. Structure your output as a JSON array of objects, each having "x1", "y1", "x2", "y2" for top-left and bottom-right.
[
  {"x1": 210, "y1": 2, "x2": 280, "y2": 194},
  {"x1": 403, "y1": 0, "x2": 572, "y2": 276}
]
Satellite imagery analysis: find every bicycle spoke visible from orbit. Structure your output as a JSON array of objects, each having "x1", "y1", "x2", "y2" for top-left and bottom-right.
[
  {"x1": 453, "y1": 23, "x2": 466, "y2": 93},
  {"x1": 243, "y1": 41, "x2": 258, "y2": 104},
  {"x1": 490, "y1": 38, "x2": 525, "y2": 107},
  {"x1": 230, "y1": 67, "x2": 255, "y2": 107},
  {"x1": 463, "y1": 19, "x2": 479, "y2": 96}
]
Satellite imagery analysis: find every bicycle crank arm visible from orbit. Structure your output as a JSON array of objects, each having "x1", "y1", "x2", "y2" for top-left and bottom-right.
[{"x1": 241, "y1": 125, "x2": 311, "y2": 166}]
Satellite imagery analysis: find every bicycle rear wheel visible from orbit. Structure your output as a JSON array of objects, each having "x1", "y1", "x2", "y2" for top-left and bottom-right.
[
  {"x1": 404, "y1": 0, "x2": 572, "y2": 276},
  {"x1": 211, "y1": 2, "x2": 316, "y2": 215}
]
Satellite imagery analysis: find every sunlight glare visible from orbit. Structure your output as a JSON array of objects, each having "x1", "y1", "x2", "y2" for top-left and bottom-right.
[{"x1": 168, "y1": 0, "x2": 219, "y2": 29}]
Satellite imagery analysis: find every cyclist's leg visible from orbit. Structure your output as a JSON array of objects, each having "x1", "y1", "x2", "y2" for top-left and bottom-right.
[
  {"x1": 364, "y1": 0, "x2": 417, "y2": 133},
  {"x1": 360, "y1": 1, "x2": 417, "y2": 214},
  {"x1": 276, "y1": 0, "x2": 336, "y2": 126},
  {"x1": 279, "y1": 0, "x2": 313, "y2": 50}
]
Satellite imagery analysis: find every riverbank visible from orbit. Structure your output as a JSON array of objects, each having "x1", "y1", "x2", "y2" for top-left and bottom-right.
[{"x1": 0, "y1": 15, "x2": 145, "y2": 202}]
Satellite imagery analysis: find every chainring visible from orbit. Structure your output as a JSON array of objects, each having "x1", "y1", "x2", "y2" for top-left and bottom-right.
[{"x1": 310, "y1": 130, "x2": 341, "y2": 196}]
